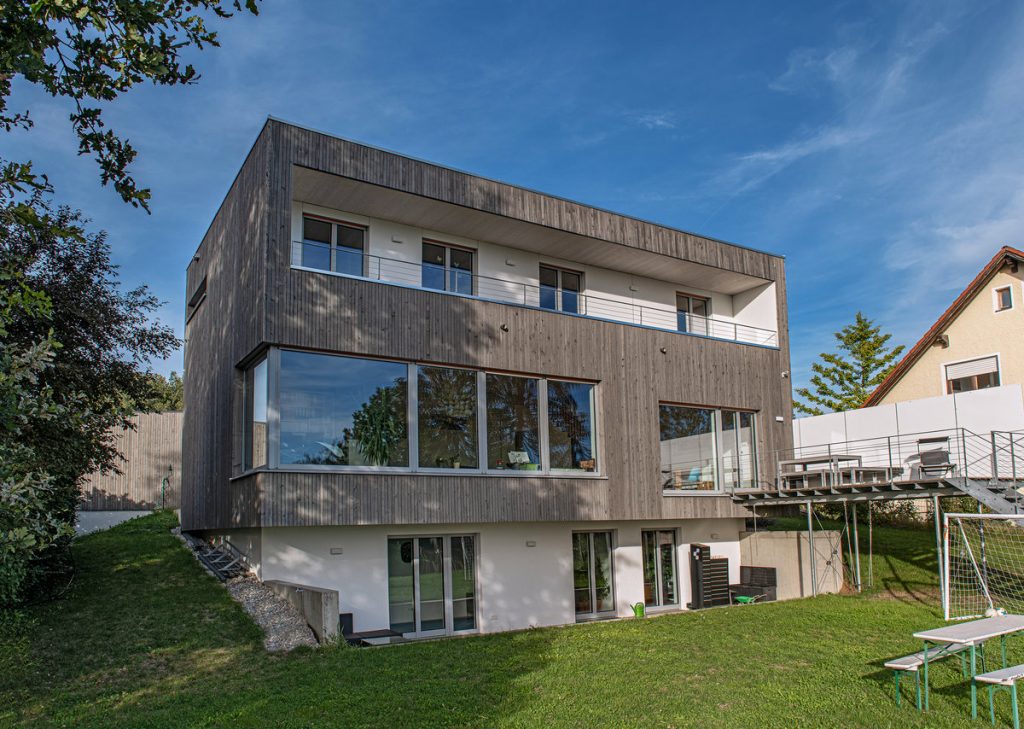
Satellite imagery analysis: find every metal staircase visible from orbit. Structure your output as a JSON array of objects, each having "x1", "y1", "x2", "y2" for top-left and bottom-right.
[
  {"x1": 182, "y1": 533, "x2": 250, "y2": 581},
  {"x1": 952, "y1": 478, "x2": 1024, "y2": 515}
]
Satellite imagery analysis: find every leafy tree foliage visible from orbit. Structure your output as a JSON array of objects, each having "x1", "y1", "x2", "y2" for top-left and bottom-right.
[
  {"x1": 0, "y1": 265, "x2": 76, "y2": 605},
  {"x1": 794, "y1": 312, "x2": 905, "y2": 416},
  {"x1": 1, "y1": 0, "x2": 259, "y2": 209},
  {"x1": 141, "y1": 371, "x2": 184, "y2": 412},
  {"x1": 2, "y1": 191, "x2": 179, "y2": 528}
]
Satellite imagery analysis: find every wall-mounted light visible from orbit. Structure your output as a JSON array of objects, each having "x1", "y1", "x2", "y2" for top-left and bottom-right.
[
  {"x1": 781, "y1": 371, "x2": 789, "y2": 379},
  {"x1": 629, "y1": 285, "x2": 639, "y2": 292},
  {"x1": 526, "y1": 540, "x2": 536, "y2": 548},
  {"x1": 775, "y1": 416, "x2": 785, "y2": 423},
  {"x1": 329, "y1": 547, "x2": 343, "y2": 555},
  {"x1": 660, "y1": 347, "x2": 668, "y2": 354},
  {"x1": 505, "y1": 258, "x2": 516, "y2": 267},
  {"x1": 500, "y1": 324, "x2": 510, "y2": 332},
  {"x1": 391, "y1": 235, "x2": 404, "y2": 244}
]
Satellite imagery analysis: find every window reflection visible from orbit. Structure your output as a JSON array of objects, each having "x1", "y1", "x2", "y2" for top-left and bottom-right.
[
  {"x1": 486, "y1": 374, "x2": 540, "y2": 470},
  {"x1": 418, "y1": 366, "x2": 479, "y2": 469},
  {"x1": 548, "y1": 381, "x2": 596, "y2": 471},
  {"x1": 660, "y1": 405, "x2": 717, "y2": 490},
  {"x1": 279, "y1": 351, "x2": 408, "y2": 466}
]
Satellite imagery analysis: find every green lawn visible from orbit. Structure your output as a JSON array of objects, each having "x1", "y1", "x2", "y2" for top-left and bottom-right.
[{"x1": 1, "y1": 511, "x2": 1019, "y2": 728}]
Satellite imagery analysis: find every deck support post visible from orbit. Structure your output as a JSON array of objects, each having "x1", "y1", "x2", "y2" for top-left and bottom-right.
[
  {"x1": 852, "y1": 503, "x2": 862, "y2": 592},
  {"x1": 933, "y1": 494, "x2": 944, "y2": 609},
  {"x1": 807, "y1": 500, "x2": 817, "y2": 597}
]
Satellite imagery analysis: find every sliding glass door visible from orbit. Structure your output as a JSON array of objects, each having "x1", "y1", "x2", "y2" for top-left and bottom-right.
[
  {"x1": 642, "y1": 530, "x2": 678, "y2": 608},
  {"x1": 573, "y1": 531, "x2": 615, "y2": 619},
  {"x1": 388, "y1": 535, "x2": 477, "y2": 637}
]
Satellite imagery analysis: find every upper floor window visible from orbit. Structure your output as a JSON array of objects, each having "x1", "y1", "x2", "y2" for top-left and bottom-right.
[
  {"x1": 422, "y1": 241, "x2": 474, "y2": 295},
  {"x1": 677, "y1": 293, "x2": 709, "y2": 336},
  {"x1": 945, "y1": 356, "x2": 1000, "y2": 394},
  {"x1": 300, "y1": 216, "x2": 366, "y2": 276},
  {"x1": 539, "y1": 265, "x2": 582, "y2": 314},
  {"x1": 186, "y1": 276, "x2": 207, "y2": 322},
  {"x1": 995, "y1": 286, "x2": 1013, "y2": 311}
]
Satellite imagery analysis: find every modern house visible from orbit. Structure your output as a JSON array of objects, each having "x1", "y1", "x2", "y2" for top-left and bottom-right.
[
  {"x1": 181, "y1": 118, "x2": 793, "y2": 638},
  {"x1": 865, "y1": 246, "x2": 1024, "y2": 407}
]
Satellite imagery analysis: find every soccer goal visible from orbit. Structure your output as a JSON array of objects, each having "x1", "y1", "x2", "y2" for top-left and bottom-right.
[{"x1": 944, "y1": 513, "x2": 1024, "y2": 620}]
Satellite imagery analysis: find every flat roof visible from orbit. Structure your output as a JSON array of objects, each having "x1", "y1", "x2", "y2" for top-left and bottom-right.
[{"x1": 267, "y1": 115, "x2": 785, "y2": 261}]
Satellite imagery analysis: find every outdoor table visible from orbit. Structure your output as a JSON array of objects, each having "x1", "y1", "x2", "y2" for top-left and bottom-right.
[
  {"x1": 777, "y1": 453, "x2": 862, "y2": 489},
  {"x1": 914, "y1": 615, "x2": 1024, "y2": 716}
]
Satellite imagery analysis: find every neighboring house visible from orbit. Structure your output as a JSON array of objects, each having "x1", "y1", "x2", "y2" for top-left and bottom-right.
[
  {"x1": 865, "y1": 246, "x2": 1024, "y2": 407},
  {"x1": 181, "y1": 118, "x2": 793, "y2": 638}
]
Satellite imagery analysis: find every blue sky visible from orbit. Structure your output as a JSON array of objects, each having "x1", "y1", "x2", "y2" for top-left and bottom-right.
[{"x1": 4, "y1": 0, "x2": 1023, "y2": 391}]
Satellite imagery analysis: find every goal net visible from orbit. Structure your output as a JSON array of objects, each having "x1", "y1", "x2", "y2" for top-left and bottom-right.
[{"x1": 945, "y1": 513, "x2": 1024, "y2": 620}]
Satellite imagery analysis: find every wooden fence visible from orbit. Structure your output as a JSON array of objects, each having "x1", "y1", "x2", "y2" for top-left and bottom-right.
[{"x1": 79, "y1": 411, "x2": 183, "y2": 511}]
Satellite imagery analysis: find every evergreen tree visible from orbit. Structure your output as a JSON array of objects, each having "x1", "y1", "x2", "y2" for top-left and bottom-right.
[{"x1": 794, "y1": 312, "x2": 905, "y2": 416}]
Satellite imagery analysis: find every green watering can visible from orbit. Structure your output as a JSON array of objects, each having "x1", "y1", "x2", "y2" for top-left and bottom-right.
[{"x1": 631, "y1": 602, "x2": 645, "y2": 617}]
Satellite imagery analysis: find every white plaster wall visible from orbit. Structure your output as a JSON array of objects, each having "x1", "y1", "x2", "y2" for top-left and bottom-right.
[
  {"x1": 289, "y1": 203, "x2": 773, "y2": 339},
  {"x1": 258, "y1": 517, "x2": 744, "y2": 635},
  {"x1": 224, "y1": 528, "x2": 263, "y2": 578}
]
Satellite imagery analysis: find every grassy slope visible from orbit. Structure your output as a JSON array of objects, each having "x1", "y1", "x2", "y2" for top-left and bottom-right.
[{"x1": 1, "y1": 511, "x2": 1020, "y2": 728}]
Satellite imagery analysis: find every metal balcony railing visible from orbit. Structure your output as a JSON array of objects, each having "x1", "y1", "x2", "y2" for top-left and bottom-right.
[
  {"x1": 291, "y1": 241, "x2": 780, "y2": 347},
  {"x1": 768, "y1": 427, "x2": 1024, "y2": 492}
]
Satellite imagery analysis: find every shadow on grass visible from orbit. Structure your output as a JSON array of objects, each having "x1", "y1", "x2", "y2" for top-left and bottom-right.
[{"x1": 2, "y1": 512, "x2": 555, "y2": 728}]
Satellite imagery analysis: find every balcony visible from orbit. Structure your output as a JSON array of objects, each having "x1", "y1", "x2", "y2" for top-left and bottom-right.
[{"x1": 290, "y1": 241, "x2": 779, "y2": 348}]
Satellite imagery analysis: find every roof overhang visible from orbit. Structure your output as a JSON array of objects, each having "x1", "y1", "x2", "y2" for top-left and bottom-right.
[{"x1": 292, "y1": 166, "x2": 773, "y2": 296}]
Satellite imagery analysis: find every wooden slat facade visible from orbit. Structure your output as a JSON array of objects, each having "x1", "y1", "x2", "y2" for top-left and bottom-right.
[
  {"x1": 80, "y1": 411, "x2": 183, "y2": 510},
  {"x1": 183, "y1": 119, "x2": 793, "y2": 531}
]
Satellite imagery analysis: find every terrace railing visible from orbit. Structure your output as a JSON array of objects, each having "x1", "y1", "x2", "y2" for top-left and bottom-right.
[
  {"x1": 771, "y1": 427, "x2": 1024, "y2": 491},
  {"x1": 291, "y1": 241, "x2": 780, "y2": 347}
]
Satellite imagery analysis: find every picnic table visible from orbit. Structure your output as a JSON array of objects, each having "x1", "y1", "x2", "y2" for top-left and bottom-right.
[
  {"x1": 777, "y1": 453, "x2": 862, "y2": 489},
  {"x1": 914, "y1": 615, "x2": 1024, "y2": 717}
]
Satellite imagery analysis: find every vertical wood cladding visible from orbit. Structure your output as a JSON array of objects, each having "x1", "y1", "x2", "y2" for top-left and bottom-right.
[
  {"x1": 182, "y1": 119, "x2": 793, "y2": 530},
  {"x1": 79, "y1": 412, "x2": 183, "y2": 510}
]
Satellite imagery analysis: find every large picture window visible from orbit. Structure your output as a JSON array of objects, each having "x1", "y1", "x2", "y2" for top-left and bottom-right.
[
  {"x1": 418, "y1": 366, "x2": 479, "y2": 469},
  {"x1": 243, "y1": 348, "x2": 600, "y2": 475},
  {"x1": 660, "y1": 404, "x2": 757, "y2": 492},
  {"x1": 486, "y1": 374, "x2": 540, "y2": 470},
  {"x1": 279, "y1": 351, "x2": 408, "y2": 466},
  {"x1": 548, "y1": 380, "x2": 596, "y2": 471}
]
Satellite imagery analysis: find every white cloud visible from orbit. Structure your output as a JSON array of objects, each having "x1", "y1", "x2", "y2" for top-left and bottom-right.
[{"x1": 629, "y1": 111, "x2": 677, "y2": 130}]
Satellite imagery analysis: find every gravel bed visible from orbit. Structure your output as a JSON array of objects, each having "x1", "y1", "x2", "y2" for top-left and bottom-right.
[{"x1": 226, "y1": 576, "x2": 318, "y2": 652}]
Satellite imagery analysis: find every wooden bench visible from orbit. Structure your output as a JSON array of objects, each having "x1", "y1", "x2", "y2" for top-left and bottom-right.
[
  {"x1": 885, "y1": 643, "x2": 969, "y2": 709},
  {"x1": 976, "y1": 664, "x2": 1024, "y2": 729}
]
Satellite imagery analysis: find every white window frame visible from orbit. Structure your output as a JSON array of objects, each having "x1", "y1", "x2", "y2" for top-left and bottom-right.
[
  {"x1": 993, "y1": 285, "x2": 1014, "y2": 312},
  {"x1": 940, "y1": 353, "x2": 1002, "y2": 395}
]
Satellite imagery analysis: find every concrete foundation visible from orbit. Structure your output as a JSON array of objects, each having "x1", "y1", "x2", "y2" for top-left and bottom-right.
[
  {"x1": 265, "y1": 580, "x2": 341, "y2": 643},
  {"x1": 739, "y1": 530, "x2": 844, "y2": 599}
]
